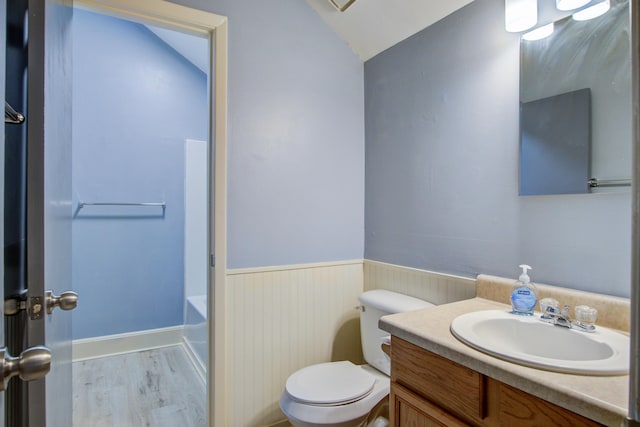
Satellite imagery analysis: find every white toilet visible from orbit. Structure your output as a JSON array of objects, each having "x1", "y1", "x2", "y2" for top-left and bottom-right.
[{"x1": 280, "y1": 289, "x2": 433, "y2": 427}]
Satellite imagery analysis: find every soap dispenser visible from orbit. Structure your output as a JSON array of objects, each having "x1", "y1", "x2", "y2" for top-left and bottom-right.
[{"x1": 510, "y1": 264, "x2": 537, "y2": 316}]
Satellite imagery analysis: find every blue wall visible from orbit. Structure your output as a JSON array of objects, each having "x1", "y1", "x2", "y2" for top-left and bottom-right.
[
  {"x1": 364, "y1": 0, "x2": 631, "y2": 297},
  {"x1": 173, "y1": 0, "x2": 365, "y2": 269},
  {"x1": 72, "y1": 10, "x2": 208, "y2": 339}
]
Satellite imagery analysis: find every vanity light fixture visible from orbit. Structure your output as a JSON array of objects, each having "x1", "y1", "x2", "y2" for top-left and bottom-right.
[
  {"x1": 522, "y1": 22, "x2": 555, "y2": 40},
  {"x1": 572, "y1": 0, "x2": 610, "y2": 20},
  {"x1": 505, "y1": 0, "x2": 538, "y2": 32},
  {"x1": 556, "y1": 0, "x2": 591, "y2": 11}
]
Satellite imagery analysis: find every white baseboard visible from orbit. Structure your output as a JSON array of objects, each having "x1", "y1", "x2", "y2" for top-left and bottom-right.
[
  {"x1": 182, "y1": 336, "x2": 206, "y2": 383},
  {"x1": 72, "y1": 325, "x2": 184, "y2": 362}
]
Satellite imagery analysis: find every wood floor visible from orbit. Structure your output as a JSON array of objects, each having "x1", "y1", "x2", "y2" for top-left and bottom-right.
[{"x1": 73, "y1": 345, "x2": 206, "y2": 427}]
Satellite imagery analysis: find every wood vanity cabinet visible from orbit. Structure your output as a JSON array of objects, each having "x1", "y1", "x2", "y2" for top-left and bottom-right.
[{"x1": 389, "y1": 336, "x2": 604, "y2": 427}]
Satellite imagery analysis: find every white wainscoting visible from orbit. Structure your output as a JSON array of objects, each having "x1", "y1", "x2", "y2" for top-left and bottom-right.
[
  {"x1": 226, "y1": 260, "x2": 364, "y2": 427},
  {"x1": 363, "y1": 260, "x2": 476, "y2": 305},
  {"x1": 224, "y1": 259, "x2": 476, "y2": 426},
  {"x1": 71, "y1": 259, "x2": 476, "y2": 426}
]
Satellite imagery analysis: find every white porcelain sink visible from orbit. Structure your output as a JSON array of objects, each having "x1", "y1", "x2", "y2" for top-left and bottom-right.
[{"x1": 450, "y1": 310, "x2": 629, "y2": 375}]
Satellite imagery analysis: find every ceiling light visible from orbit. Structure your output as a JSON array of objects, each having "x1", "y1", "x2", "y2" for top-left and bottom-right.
[
  {"x1": 522, "y1": 23, "x2": 555, "y2": 40},
  {"x1": 572, "y1": 0, "x2": 610, "y2": 20},
  {"x1": 328, "y1": 0, "x2": 357, "y2": 12},
  {"x1": 505, "y1": 0, "x2": 538, "y2": 32},
  {"x1": 556, "y1": 0, "x2": 591, "y2": 11}
]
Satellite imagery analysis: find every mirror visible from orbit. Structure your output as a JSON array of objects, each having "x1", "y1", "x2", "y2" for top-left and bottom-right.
[{"x1": 519, "y1": 0, "x2": 630, "y2": 195}]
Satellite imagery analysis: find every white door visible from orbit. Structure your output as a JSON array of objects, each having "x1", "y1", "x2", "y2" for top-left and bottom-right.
[
  {"x1": 24, "y1": 0, "x2": 75, "y2": 425},
  {"x1": 3, "y1": 0, "x2": 225, "y2": 424},
  {"x1": 2, "y1": 0, "x2": 73, "y2": 424}
]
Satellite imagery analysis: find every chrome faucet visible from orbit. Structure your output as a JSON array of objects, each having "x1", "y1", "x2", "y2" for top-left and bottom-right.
[
  {"x1": 541, "y1": 305, "x2": 572, "y2": 328},
  {"x1": 540, "y1": 304, "x2": 596, "y2": 333}
]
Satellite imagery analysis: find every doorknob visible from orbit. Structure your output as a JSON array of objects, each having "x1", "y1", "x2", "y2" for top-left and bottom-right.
[
  {"x1": 45, "y1": 290, "x2": 78, "y2": 314},
  {"x1": 0, "y1": 346, "x2": 51, "y2": 391}
]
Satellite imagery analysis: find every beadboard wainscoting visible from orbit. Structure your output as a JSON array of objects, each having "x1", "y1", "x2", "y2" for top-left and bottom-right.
[
  {"x1": 70, "y1": 260, "x2": 478, "y2": 426},
  {"x1": 363, "y1": 260, "x2": 477, "y2": 305},
  {"x1": 226, "y1": 260, "x2": 365, "y2": 427}
]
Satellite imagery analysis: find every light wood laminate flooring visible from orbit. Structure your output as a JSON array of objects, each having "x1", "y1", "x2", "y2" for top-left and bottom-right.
[{"x1": 73, "y1": 345, "x2": 206, "y2": 427}]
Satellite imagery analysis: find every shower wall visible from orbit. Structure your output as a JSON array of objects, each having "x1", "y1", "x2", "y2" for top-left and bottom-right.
[
  {"x1": 184, "y1": 139, "x2": 208, "y2": 300},
  {"x1": 71, "y1": 10, "x2": 207, "y2": 340}
]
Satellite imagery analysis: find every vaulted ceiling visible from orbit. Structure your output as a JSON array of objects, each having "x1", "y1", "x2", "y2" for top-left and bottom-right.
[
  {"x1": 304, "y1": 0, "x2": 474, "y2": 61},
  {"x1": 148, "y1": 1, "x2": 476, "y2": 69}
]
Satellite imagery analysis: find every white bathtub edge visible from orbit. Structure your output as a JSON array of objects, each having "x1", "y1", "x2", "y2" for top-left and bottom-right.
[
  {"x1": 182, "y1": 336, "x2": 206, "y2": 383},
  {"x1": 186, "y1": 294, "x2": 208, "y2": 320}
]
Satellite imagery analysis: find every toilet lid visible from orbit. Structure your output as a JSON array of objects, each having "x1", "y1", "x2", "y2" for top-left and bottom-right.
[{"x1": 285, "y1": 361, "x2": 376, "y2": 405}]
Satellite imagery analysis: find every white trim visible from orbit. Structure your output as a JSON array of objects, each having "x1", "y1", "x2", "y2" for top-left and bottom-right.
[
  {"x1": 226, "y1": 259, "x2": 364, "y2": 275},
  {"x1": 71, "y1": 2, "x2": 228, "y2": 425},
  {"x1": 364, "y1": 259, "x2": 476, "y2": 283},
  {"x1": 182, "y1": 336, "x2": 207, "y2": 383},
  {"x1": 211, "y1": 20, "x2": 229, "y2": 427},
  {"x1": 73, "y1": 0, "x2": 225, "y2": 35},
  {"x1": 72, "y1": 326, "x2": 184, "y2": 362}
]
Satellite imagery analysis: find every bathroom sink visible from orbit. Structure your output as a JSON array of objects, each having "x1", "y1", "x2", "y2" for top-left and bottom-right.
[{"x1": 450, "y1": 310, "x2": 629, "y2": 375}]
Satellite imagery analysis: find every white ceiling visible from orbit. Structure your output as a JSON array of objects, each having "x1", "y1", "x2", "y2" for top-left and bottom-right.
[
  {"x1": 145, "y1": 1, "x2": 475, "y2": 70},
  {"x1": 304, "y1": 0, "x2": 475, "y2": 61}
]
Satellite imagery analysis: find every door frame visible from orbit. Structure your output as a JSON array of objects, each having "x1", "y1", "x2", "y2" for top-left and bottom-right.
[
  {"x1": 630, "y1": 0, "x2": 640, "y2": 423},
  {"x1": 0, "y1": 0, "x2": 6, "y2": 422},
  {"x1": 71, "y1": 1, "x2": 228, "y2": 425}
]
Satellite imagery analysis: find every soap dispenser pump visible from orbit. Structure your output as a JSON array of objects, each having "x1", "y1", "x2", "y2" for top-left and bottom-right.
[{"x1": 510, "y1": 264, "x2": 537, "y2": 316}]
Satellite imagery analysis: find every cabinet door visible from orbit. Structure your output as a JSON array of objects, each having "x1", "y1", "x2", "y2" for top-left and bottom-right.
[
  {"x1": 494, "y1": 380, "x2": 604, "y2": 427},
  {"x1": 391, "y1": 383, "x2": 470, "y2": 427},
  {"x1": 392, "y1": 336, "x2": 485, "y2": 423}
]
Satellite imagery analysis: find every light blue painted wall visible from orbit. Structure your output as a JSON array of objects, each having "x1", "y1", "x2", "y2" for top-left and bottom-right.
[
  {"x1": 72, "y1": 10, "x2": 207, "y2": 339},
  {"x1": 364, "y1": 0, "x2": 631, "y2": 297},
  {"x1": 172, "y1": 0, "x2": 365, "y2": 269}
]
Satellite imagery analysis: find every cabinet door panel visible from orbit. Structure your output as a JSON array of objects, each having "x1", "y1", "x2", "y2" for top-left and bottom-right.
[
  {"x1": 496, "y1": 381, "x2": 603, "y2": 427},
  {"x1": 391, "y1": 383, "x2": 470, "y2": 427}
]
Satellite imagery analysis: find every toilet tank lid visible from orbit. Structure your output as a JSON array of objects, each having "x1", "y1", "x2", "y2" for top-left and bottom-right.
[{"x1": 358, "y1": 289, "x2": 434, "y2": 314}]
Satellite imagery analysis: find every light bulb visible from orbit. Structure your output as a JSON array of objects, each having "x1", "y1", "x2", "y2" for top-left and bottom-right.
[
  {"x1": 556, "y1": 0, "x2": 590, "y2": 11},
  {"x1": 522, "y1": 23, "x2": 555, "y2": 41},
  {"x1": 505, "y1": 0, "x2": 537, "y2": 32}
]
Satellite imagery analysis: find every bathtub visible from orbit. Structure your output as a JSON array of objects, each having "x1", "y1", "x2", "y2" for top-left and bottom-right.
[{"x1": 185, "y1": 295, "x2": 208, "y2": 372}]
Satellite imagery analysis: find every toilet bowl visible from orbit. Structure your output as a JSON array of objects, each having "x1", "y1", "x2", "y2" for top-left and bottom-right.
[
  {"x1": 279, "y1": 290, "x2": 433, "y2": 427},
  {"x1": 280, "y1": 362, "x2": 389, "y2": 427}
]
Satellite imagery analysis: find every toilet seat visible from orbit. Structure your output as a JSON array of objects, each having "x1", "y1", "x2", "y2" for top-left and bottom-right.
[
  {"x1": 280, "y1": 364, "x2": 390, "y2": 427},
  {"x1": 286, "y1": 361, "x2": 375, "y2": 406}
]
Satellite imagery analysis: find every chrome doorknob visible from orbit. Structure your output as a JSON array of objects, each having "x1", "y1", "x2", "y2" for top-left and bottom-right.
[
  {"x1": 45, "y1": 290, "x2": 78, "y2": 314},
  {"x1": 0, "y1": 346, "x2": 51, "y2": 391}
]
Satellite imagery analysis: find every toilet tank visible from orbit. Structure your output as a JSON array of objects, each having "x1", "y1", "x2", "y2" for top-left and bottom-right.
[{"x1": 358, "y1": 290, "x2": 433, "y2": 376}]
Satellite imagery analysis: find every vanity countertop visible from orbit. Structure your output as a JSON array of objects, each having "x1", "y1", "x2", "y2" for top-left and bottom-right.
[{"x1": 380, "y1": 297, "x2": 629, "y2": 427}]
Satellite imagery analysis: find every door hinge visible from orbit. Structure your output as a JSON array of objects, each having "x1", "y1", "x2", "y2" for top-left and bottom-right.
[{"x1": 210, "y1": 254, "x2": 215, "y2": 267}]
